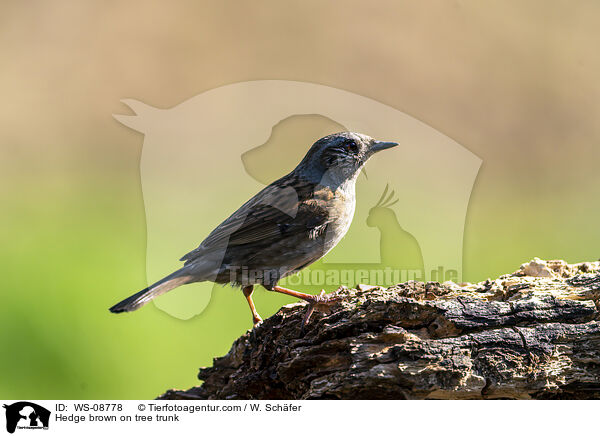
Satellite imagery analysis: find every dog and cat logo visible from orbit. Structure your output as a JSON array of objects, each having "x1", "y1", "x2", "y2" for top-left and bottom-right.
[
  {"x1": 3, "y1": 402, "x2": 50, "y2": 433},
  {"x1": 115, "y1": 80, "x2": 481, "y2": 320}
]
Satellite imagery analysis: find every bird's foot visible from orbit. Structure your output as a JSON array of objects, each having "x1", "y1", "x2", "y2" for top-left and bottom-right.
[
  {"x1": 301, "y1": 289, "x2": 344, "y2": 333},
  {"x1": 252, "y1": 314, "x2": 263, "y2": 326},
  {"x1": 269, "y1": 285, "x2": 345, "y2": 333},
  {"x1": 306, "y1": 289, "x2": 344, "y2": 311}
]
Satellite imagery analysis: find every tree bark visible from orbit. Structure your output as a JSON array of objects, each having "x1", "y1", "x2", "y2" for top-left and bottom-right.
[{"x1": 158, "y1": 259, "x2": 600, "y2": 399}]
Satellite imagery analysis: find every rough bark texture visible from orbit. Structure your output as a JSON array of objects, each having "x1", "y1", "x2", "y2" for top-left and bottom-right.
[{"x1": 159, "y1": 259, "x2": 600, "y2": 399}]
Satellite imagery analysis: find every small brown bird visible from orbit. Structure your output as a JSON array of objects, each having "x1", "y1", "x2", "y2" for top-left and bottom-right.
[{"x1": 110, "y1": 132, "x2": 398, "y2": 326}]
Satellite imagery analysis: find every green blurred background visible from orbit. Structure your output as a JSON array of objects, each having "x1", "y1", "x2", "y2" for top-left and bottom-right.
[{"x1": 1, "y1": 1, "x2": 599, "y2": 399}]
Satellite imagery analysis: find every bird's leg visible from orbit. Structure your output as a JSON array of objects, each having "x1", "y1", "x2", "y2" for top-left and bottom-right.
[
  {"x1": 242, "y1": 285, "x2": 263, "y2": 326},
  {"x1": 270, "y1": 285, "x2": 319, "y2": 301},
  {"x1": 270, "y1": 285, "x2": 342, "y2": 330}
]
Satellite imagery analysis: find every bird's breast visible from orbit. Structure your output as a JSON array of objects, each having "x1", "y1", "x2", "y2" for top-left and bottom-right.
[{"x1": 318, "y1": 186, "x2": 356, "y2": 254}]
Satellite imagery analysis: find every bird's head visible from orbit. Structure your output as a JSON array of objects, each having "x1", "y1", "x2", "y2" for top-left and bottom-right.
[{"x1": 296, "y1": 132, "x2": 398, "y2": 186}]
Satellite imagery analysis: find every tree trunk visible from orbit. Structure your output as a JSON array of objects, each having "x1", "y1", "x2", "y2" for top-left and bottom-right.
[{"x1": 158, "y1": 259, "x2": 600, "y2": 399}]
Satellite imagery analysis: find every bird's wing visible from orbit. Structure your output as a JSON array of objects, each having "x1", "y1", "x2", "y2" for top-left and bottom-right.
[{"x1": 180, "y1": 175, "x2": 332, "y2": 264}]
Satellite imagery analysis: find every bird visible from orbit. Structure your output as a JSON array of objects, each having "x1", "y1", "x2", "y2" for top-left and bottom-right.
[{"x1": 109, "y1": 132, "x2": 398, "y2": 327}]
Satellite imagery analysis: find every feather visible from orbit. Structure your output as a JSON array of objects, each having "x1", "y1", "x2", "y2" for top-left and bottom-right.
[{"x1": 180, "y1": 173, "x2": 333, "y2": 264}]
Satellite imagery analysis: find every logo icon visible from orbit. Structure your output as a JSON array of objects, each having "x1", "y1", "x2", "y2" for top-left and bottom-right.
[{"x1": 3, "y1": 402, "x2": 50, "y2": 433}]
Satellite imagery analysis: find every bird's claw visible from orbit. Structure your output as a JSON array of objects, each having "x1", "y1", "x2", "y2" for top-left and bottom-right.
[
  {"x1": 300, "y1": 290, "x2": 344, "y2": 333},
  {"x1": 310, "y1": 289, "x2": 344, "y2": 310}
]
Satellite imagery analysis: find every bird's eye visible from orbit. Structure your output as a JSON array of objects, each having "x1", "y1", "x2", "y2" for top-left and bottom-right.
[{"x1": 344, "y1": 141, "x2": 359, "y2": 154}]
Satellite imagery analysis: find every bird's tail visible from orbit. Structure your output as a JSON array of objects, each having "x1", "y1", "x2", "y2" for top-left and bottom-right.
[{"x1": 109, "y1": 268, "x2": 194, "y2": 313}]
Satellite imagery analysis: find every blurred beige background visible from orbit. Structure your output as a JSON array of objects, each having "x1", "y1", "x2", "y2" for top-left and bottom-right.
[
  {"x1": 1, "y1": 1, "x2": 599, "y2": 398},
  {"x1": 2, "y1": 0, "x2": 599, "y2": 273}
]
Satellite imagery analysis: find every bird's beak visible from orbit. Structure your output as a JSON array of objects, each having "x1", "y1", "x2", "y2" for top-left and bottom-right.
[{"x1": 370, "y1": 140, "x2": 399, "y2": 153}]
